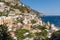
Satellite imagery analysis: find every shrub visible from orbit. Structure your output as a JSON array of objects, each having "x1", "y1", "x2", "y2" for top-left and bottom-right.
[
  {"x1": 0, "y1": 25, "x2": 13, "y2": 40},
  {"x1": 16, "y1": 29, "x2": 30, "y2": 40},
  {"x1": 36, "y1": 25, "x2": 46, "y2": 30},
  {"x1": 31, "y1": 19, "x2": 36, "y2": 24},
  {"x1": 50, "y1": 30, "x2": 60, "y2": 40}
]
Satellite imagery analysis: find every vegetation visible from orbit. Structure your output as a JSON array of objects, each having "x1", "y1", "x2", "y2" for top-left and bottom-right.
[
  {"x1": 4, "y1": 1, "x2": 25, "y2": 13},
  {"x1": 0, "y1": 12, "x2": 9, "y2": 16},
  {"x1": 36, "y1": 25, "x2": 46, "y2": 30},
  {"x1": 33, "y1": 25, "x2": 47, "y2": 30},
  {"x1": 16, "y1": 18, "x2": 24, "y2": 24},
  {"x1": 31, "y1": 25, "x2": 48, "y2": 40},
  {"x1": 4, "y1": 2, "x2": 10, "y2": 6},
  {"x1": 0, "y1": 25, "x2": 13, "y2": 40},
  {"x1": 16, "y1": 29, "x2": 32, "y2": 40},
  {"x1": 0, "y1": 24, "x2": 48, "y2": 40},
  {"x1": 50, "y1": 30, "x2": 60, "y2": 40},
  {"x1": 31, "y1": 19, "x2": 36, "y2": 24},
  {"x1": 0, "y1": 0, "x2": 59, "y2": 40}
]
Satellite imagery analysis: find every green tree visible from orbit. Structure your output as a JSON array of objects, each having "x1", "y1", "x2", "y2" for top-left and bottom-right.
[
  {"x1": 33, "y1": 25, "x2": 48, "y2": 40},
  {"x1": 31, "y1": 19, "x2": 36, "y2": 24},
  {"x1": 0, "y1": 25, "x2": 13, "y2": 40},
  {"x1": 16, "y1": 29, "x2": 32, "y2": 40},
  {"x1": 50, "y1": 30, "x2": 60, "y2": 40},
  {"x1": 16, "y1": 18, "x2": 24, "y2": 24},
  {"x1": 36, "y1": 25, "x2": 46, "y2": 30}
]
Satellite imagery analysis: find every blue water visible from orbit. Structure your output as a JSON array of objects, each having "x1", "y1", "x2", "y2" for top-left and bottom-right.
[{"x1": 41, "y1": 16, "x2": 60, "y2": 28}]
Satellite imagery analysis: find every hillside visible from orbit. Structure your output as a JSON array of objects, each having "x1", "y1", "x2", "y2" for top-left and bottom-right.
[{"x1": 0, "y1": 0, "x2": 59, "y2": 40}]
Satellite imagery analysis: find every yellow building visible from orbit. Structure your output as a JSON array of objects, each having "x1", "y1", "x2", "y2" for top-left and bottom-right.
[
  {"x1": 22, "y1": 22, "x2": 32, "y2": 30},
  {"x1": 14, "y1": 9, "x2": 21, "y2": 14},
  {"x1": 0, "y1": 18, "x2": 3, "y2": 25},
  {"x1": 4, "y1": 0, "x2": 13, "y2": 2},
  {"x1": 4, "y1": 17, "x2": 13, "y2": 25}
]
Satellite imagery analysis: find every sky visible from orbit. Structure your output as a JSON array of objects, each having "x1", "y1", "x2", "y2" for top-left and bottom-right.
[{"x1": 21, "y1": 0, "x2": 60, "y2": 16}]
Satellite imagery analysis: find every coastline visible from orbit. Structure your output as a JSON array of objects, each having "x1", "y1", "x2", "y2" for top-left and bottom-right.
[
  {"x1": 0, "y1": 0, "x2": 60, "y2": 40},
  {"x1": 40, "y1": 16, "x2": 60, "y2": 28}
]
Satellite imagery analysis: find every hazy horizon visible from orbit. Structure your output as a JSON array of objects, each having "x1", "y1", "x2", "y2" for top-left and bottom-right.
[{"x1": 21, "y1": 0, "x2": 60, "y2": 16}]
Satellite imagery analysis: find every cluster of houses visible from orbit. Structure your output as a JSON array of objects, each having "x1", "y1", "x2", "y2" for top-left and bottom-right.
[
  {"x1": 0, "y1": 14, "x2": 43, "y2": 40},
  {"x1": 0, "y1": 13, "x2": 59, "y2": 40},
  {"x1": 0, "y1": 0, "x2": 59, "y2": 40},
  {"x1": 46, "y1": 21, "x2": 59, "y2": 38}
]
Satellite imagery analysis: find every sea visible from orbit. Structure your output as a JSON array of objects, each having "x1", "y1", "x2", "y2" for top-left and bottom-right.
[{"x1": 41, "y1": 16, "x2": 60, "y2": 28}]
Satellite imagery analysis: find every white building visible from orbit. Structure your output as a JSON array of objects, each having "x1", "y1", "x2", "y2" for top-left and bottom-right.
[
  {"x1": 0, "y1": 2, "x2": 6, "y2": 12},
  {"x1": 51, "y1": 24, "x2": 59, "y2": 31},
  {"x1": 9, "y1": 12, "x2": 15, "y2": 16},
  {"x1": 1, "y1": 16, "x2": 6, "y2": 20},
  {"x1": 23, "y1": 18, "x2": 29, "y2": 25},
  {"x1": 0, "y1": 2, "x2": 4, "y2": 6}
]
